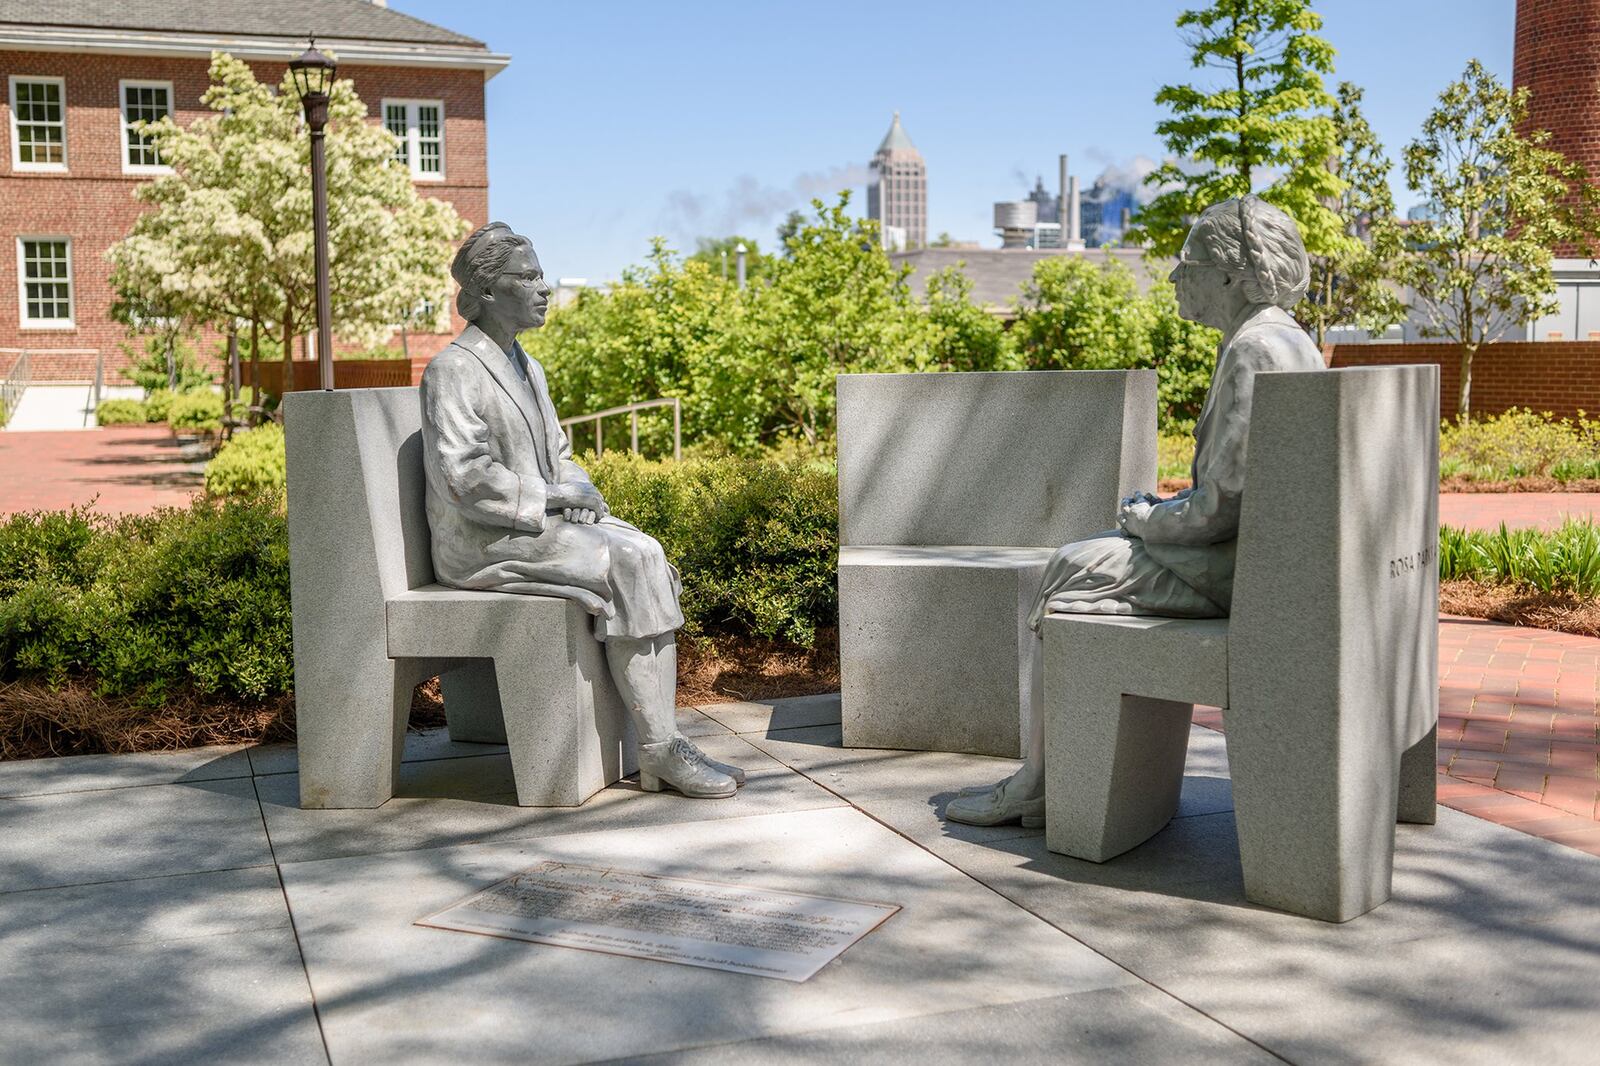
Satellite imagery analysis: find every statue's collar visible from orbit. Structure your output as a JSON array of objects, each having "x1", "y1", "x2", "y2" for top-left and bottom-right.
[
  {"x1": 1221, "y1": 303, "x2": 1288, "y2": 348},
  {"x1": 458, "y1": 323, "x2": 527, "y2": 371}
]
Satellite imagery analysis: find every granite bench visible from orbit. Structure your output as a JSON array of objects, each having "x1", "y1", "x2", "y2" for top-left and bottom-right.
[
  {"x1": 1041, "y1": 365, "x2": 1440, "y2": 922},
  {"x1": 283, "y1": 387, "x2": 632, "y2": 810},
  {"x1": 837, "y1": 369, "x2": 1157, "y2": 758}
]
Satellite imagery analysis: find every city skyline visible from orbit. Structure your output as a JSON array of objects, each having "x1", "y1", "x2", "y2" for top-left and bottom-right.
[{"x1": 389, "y1": 0, "x2": 1516, "y2": 283}]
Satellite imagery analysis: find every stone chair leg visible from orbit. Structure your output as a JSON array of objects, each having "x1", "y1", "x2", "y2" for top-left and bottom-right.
[
  {"x1": 1396, "y1": 723, "x2": 1438, "y2": 826},
  {"x1": 296, "y1": 656, "x2": 417, "y2": 809},
  {"x1": 1225, "y1": 718, "x2": 1401, "y2": 923},
  {"x1": 440, "y1": 660, "x2": 508, "y2": 745},
  {"x1": 1046, "y1": 685, "x2": 1194, "y2": 863}
]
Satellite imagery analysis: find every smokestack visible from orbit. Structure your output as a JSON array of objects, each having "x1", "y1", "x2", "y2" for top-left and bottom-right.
[
  {"x1": 1067, "y1": 175, "x2": 1084, "y2": 250},
  {"x1": 1058, "y1": 154, "x2": 1068, "y2": 230}
]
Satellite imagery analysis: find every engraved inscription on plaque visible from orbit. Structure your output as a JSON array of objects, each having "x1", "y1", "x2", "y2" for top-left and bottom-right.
[{"x1": 417, "y1": 862, "x2": 901, "y2": 983}]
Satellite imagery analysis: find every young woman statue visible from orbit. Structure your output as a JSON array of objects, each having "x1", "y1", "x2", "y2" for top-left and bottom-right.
[{"x1": 946, "y1": 195, "x2": 1325, "y2": 828}]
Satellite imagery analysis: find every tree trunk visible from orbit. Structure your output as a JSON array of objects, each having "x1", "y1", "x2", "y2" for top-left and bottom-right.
[
  {"x1": 248, "y1": 318, "x2": 260, "y2": 426},
  {"x1": 281, "y1": 310, "x2": 295, "y2": 397},
  {"x1": 1457, "y1": 342, "x2": 1476, "y2": 420}
]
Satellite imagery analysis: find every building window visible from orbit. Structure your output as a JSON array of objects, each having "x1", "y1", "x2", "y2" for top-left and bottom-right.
[
  {"x1": 120, "y1": 80, "x2": 173, "y2": 171},
  {"x1": 381, "y1": 99, "x2": 444, "y2": 180},
  {"x1": 9, "y1": 76, "x2": 66, "y2": 170},
  {"x1": 17, "y1": 238, "x2": 73, "y2": 327}
]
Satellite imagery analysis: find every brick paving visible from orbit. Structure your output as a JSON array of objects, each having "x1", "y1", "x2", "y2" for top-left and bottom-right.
[
  {"x1": 1439, "y1": 491, "x2": 1600, "y2": 531},
  {"x1": 0, "y1": 427, "x2": 203, "y2": 515},
  {"x1": 1194, "y1": 615, "x2": 1600, "y2": 858}
]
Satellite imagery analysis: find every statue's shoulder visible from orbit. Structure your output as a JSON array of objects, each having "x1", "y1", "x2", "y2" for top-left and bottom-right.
[
  {"x1": 421, "y1": 340, "x2": 485, "y2": 386},
  {"x1": 1230, "y1": 310, "x2": 1322, "y2": 372}
]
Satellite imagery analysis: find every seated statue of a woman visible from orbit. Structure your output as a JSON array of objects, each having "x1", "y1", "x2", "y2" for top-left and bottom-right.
[
  {"x1": 420, "y1": 222, "x2": 743, "y2": 799},
  {"x1": 946, "y1": 195, "x2": 1325, "y2": 827}
]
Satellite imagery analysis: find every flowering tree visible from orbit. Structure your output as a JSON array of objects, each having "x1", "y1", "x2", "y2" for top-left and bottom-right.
[{"x1": 108, "y1": 52, "x2": 467, "y2": 395}]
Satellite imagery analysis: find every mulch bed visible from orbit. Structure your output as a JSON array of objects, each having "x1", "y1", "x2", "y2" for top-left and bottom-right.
[
  {"x1": 1440, "y1": 580, "x2": 1600, "y2": 638},
  {"x1": 0, "y1": 630, "x2": 842, "y2": 762}
]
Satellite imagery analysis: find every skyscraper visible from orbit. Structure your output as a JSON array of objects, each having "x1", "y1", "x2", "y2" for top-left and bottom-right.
[{"x1": 867, "y1": 112, "x2": 927, "y2": 250}]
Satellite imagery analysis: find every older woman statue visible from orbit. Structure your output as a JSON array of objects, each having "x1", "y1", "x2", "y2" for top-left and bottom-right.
[
  {"x1": 947, "y1": 195, "x2": 1325, "y2": 828},
  {"x1": 420, "y1": 222, "x2": 744, "y2": 799}
]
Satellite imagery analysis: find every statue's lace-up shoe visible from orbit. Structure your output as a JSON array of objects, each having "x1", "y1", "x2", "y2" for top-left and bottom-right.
[
  {"x1": 945, "y1": 774, "x2": 1044, "y2": 828},
  {"x1": 638, "y1": 736, "x2": 738, "y2": 798}
]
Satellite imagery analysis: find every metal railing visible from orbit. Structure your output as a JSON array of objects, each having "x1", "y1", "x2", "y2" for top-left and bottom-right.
[
  {"x1": 0, "y1": 349, "x2": 31, "y2": 429},
  {"x1": 560, "y1": 397, "x2": 682, "y2": 461}
]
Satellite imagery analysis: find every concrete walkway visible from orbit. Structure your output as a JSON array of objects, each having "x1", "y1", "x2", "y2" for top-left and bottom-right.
[
  {"x1": 0, "y1": 425, "x2": 204, "y2": 515},
  {"x1": 1, "y1": 695, "x2": 1597, "y2": 1064},
  {"x1": 2, "y1": 383, "x2": 143, "y2": 431}
]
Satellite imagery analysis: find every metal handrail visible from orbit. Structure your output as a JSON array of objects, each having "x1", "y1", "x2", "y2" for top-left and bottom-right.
[
  {"x1": 0, "y1": 349, "x2": 30, "y2": 429},
  {"x1": 559, "y1": 397, "x2": 682, "y2": 461}
]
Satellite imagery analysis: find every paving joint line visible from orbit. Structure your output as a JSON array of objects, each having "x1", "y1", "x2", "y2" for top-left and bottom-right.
[
  {"x1": 739, "y1": 729, "x2": 1293, "y2": 1065},
  {"x1": 249, "y1": 774, "x2": 334, "y2": 1066}
]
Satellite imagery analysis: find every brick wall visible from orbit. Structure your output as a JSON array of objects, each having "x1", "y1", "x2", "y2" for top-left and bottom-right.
[
  {"x1": 1328, "y1": 341, "x2": 1600, "y2": 419},
  {"x1": 0, "y1": 51, "x2": 488, "y2": 381},
  {"x1": 1514, "y1": 0, "x2": 1600, "y2": 258}
]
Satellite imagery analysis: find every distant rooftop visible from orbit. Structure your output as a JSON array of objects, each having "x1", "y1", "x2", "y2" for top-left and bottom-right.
[
  {"x1": 0, "y1": 0, "x2": 482, "y2": 46},
  {"x1": 892, "y1": 247, "x2": 1170, "y2": 315}
]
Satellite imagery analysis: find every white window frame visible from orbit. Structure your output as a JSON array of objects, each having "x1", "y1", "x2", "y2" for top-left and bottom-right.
[
  {"x1": 16, "y1": 236, "x2": 74, "y2": 330},
  {"x1": 380, "y1": 98, "x2": 445, "y2": 182},
  {"x1": 8, "y1": 75, "x2": 67, "y2": 172},
  {"x1": 119, "y1": 79, "x2": 175, "y2": 175}
]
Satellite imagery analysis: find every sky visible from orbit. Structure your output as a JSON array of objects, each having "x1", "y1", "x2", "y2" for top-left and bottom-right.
[{"x1": 388, "y1": 0, "x2": 1516, "y2": 284}]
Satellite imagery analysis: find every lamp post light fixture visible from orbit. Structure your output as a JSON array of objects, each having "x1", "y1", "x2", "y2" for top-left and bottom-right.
[
  {"x1": 289, "y1": 39, "x2": 337, "y2": 391},
  {"x1": 735, "y1": 243, "x2": 747, "y2": 289}
]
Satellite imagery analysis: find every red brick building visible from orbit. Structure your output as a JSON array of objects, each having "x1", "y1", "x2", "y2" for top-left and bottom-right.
[{"x1": 0, "y1": 0, "x2": 507, "y2": 381}]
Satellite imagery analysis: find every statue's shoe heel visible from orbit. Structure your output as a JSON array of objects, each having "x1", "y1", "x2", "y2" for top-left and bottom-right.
[
  {"x1": 640, "y1": 771, "x2": 663, "y2": 793},
  {"x1": 1020, "y1": 813, "x2": 1044, "y2": 829}
]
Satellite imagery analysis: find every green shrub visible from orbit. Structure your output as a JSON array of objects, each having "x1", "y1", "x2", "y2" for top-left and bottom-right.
[
  {"x1": 94, "y1": 399, "x2": 147, "y2": 426},
  {"x1": 1440, "y1": 520, "x2": 1600, "y2": 597},
  {"x1": 228, "y1": 386, "x2": 255, "y2": 424},
  {"x1": 586, "y1": 452, "x2": 838, "y2": 645},
  {"x1": 0, "y1": 497, "x2": 292, "y2": 702},
  {"x1": 206, "y1": 424, "x2": 287, "y2": 497},
  {"x1": 143, "y1": 388, "x2": 175, "y2": 423},
  {"x1": 167, "y1": 391, "x2": 224, "y2": 434},
  {"x1": 1158, "y1": 434, "x2": 1195, "y2": 481},
  {"x1": 1440, "y1": 409, "x2": 1600, "y2": 482}
]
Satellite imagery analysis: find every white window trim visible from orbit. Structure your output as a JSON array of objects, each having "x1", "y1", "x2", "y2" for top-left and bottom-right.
[
  {"x1": 380, "y1": 97, "x2": 446, "y2": 182},
  {"x1": 8, "y1": 75, "x2": 67, "y2": 173},
  {"x1": 118, "y1": 78, "x2": 175, "y2": 175},
  {"x1": 16, "y1": 236, "x2": 75, "y2": 330}
]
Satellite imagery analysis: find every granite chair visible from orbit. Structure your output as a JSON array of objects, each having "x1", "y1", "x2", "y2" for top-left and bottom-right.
[
  {"x1": 283, "y1": 387, "x2": 633, "y2": 810},
  {"x1": 837, "y1": 369, "x2": 1157, "y2": 758},
  {"x1": 1040, "y1": 365, "x2": 1440, "y2": 922}
]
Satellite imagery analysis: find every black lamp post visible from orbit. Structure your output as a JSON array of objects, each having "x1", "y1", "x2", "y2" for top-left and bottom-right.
[{"x1": 289, "y1": 39, "x2": 336, "y2": 391}]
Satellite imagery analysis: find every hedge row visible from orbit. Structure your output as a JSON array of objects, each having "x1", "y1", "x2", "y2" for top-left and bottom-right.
[{"x1": 1, "y1": 453, "x2": 838, "y2": 705}]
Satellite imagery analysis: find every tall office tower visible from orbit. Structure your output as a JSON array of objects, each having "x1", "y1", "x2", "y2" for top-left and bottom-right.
[
  {"x1": 867, "y1": 112, "x2": 927, "y2": 250},
  {"x1": 1514, "y1": 0, "x2": 1600, "y2": 256}
]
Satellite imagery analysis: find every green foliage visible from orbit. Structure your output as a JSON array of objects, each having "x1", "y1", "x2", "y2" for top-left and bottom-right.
[
  {"x1": 526, "y1": 195, "x2": 938, "y2": 454},
  {"x1": 686, "y1": 236, "x2": 774, "y2": 284},
  {"x1": 1296, "y1": 82, "x2": 1408, "y2": 346},
  {"x1": 1401, "y1": 60, "x2": 1599, "y2": 417},
  {"x1": 205, "y1": 424, "x2": 287, "y2": 497},
  {"x1": 922, "y1": 267, "x2": 1019, "y2": 372},
  {"x1": 1159, "y1": 433, "x2": 1198, "y2": 481},
  {"x1": 0, "y1": 498, "x2": 292, "y2": 702},
  {"x1": 95, "y1": 399, "x2": 148, "y2": 426},
  {"x1": 143, "y1": 388, "x2": 176, "y2": 424},
  {"x1": 1013, "y1": 259, "x2": 1219, "y2": 430},
  {"x1": 167, "y1": 391, "x2": 225, "y2": 434},
  {"x1": 1440, "y1": 520, "x2": 1600, "y2": 599},
  {"x1": 587, "y1": 452, "x2": 838, "y2": 645},
  {"x1": 119, "y1": 332, "x2": 213, "y2": 394},
  {"x1": 1133, "y1": 0, "x2": 1343, "y2": 259},
  {"x1": 1439, "y1": 408, "x2": 1600, "y2": 482}
]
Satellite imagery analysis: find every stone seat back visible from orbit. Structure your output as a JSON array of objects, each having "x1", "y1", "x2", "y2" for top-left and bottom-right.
[{"x1": 836, "y1": 370, "x2": 1158, "y2": 758}]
